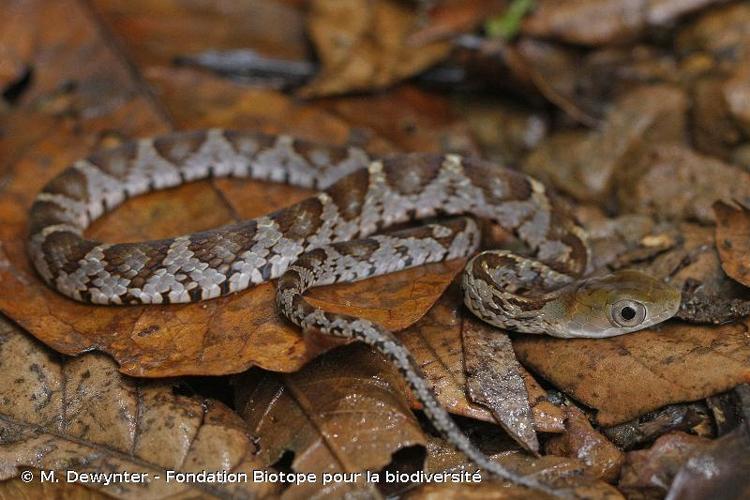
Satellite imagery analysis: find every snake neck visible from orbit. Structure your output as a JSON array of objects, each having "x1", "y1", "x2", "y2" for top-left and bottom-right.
[{"x1": 461, "y1": 250, "x2": 575, "y2": 334}]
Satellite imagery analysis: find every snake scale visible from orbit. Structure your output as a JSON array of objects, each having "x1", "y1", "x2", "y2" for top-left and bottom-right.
[{"x1": 28, "y1": 129, "x2": 681, "y2": 493}]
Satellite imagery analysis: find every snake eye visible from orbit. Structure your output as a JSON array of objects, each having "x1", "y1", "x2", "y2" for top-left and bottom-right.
[{"x1": 610, "y1": 300, "x2": 647, "y2": 328}]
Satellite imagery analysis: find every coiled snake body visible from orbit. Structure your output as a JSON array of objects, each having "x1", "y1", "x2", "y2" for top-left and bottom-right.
[{"x1": 28, "y1": 129, "x2": 680, "y2": 492}]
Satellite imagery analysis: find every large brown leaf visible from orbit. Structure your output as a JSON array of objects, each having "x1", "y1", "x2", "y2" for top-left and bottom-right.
[
  {"x1": 299, "y1": 0, "x2": 451, "y2": 97},
  {"x1": 514, "y1": 320, "x2": 750, "y2": 426},
  {"x1": 0, "y1": 316, "x2": 277, "y2": 499},
  {"x1": 0, "y1": 0, "x2": 461, "y2": 377},
  {"x1": 714, "y1": 201, "x2": 750, "y2": 288},
  {"x1": 234, "y1": 343, "x2": 427, "y2": 499}
]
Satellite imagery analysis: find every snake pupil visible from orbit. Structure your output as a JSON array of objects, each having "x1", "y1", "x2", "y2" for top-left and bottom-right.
[{"x1": 620, "y1": 306, "x2": 636, "y2": 321}]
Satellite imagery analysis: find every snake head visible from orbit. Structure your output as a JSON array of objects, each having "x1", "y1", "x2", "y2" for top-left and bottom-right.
[{"x1": 549, "y1": 270, "x2": 682, "y2": 338}]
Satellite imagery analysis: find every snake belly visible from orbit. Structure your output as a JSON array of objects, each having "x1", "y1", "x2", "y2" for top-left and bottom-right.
[{"x1": 27, "y1": 128, "x2": 601, "y2": 493}]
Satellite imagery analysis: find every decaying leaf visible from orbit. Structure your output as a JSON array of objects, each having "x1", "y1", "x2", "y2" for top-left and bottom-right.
[
  {"x1": 421, "y1": 435, "x2": 625, "y2": 499},
  {"x1": 603, "y1": 402, "x2": 712, "y2": 451},
  {"x1": 521, "y1": 0, "x2": 726, "y2": 46},
  {"x1": 643, "y1": 223, "x2": 750, "y2": 324},
  {"x1": 317, "y1": 85, "x2": 479, "y2": 155},
  {"x1": 0, "y1": 316, "x2": 277, "y2": 499},
  {"x1": 618, "y1": 147, "x2": 750, "y2": 224},
  {"x1": 706, "y1": 384, "x2": 750, "y2": 436},
  {"x1": 667, "y1": 427, "x2": 750, "y2": 500},
  {"x1": 514, "y1": 319, "x2": 750, "y2": 426},
  {"x1": 524, "y1": 85, "x2": 687, "y2": 204},
  {"x1": 618, "y1": 431, "x2": 713, "y2": 499},
  {"x1": 0, "y1": 4, "x2": 34, "y2": 102},
  {"x1": 462, "y1": 317, "x2": 539, "y2": 454},
  {"x1": 544, "y1": 405, "x2": 624, "y2": 483},
  {"x1": 462, "y1": 97, "x2": 548, "y2": 165},
  {"x1": 574, "y1": 209, "x2": 678, "y2": 272},
  {"x1": 300, "y1": 0, "x2": 451, "y2": 97},
  {"x1": 234, "y1": 343, "x2": 426, "y2": 499},
  {"x1": 399, "y1": 285, "x2": 565, "y2": 434},
  {"x1": 0, "y1": 478, "x2": 106, "y2": 500},
  {"x1": 714, "y1": 201, "x2": 750, "y2": 288}
]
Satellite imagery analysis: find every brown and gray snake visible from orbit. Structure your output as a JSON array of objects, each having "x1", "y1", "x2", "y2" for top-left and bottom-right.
[{"x1": 28, "y1": 129, "x2": 681, "y2": 494}]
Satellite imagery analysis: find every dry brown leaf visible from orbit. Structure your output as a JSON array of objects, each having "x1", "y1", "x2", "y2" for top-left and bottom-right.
[
  {"x1": 643, "y1": 223, "x2": 750, "y2": 324},
  {"x1": 405, "y1": 481, "x2": 549, "y2": 500},
  {"x1": 0, "y1": 316, "x2": 277, "y2": 499},
  {"x1": 234, "y1": 344, "x2": 427, "y2": 499},
  {"x1": 575, "y1": 210, "x2": 679, "y2": 272},
  {"x1": 618, "y1": 146, "x2": 750, "y2": 224},
  {"x1": 544, "y1": 405, "x2": 624, "y2": 483},
  {"x1": 420, "y1": 435, "x2": 624, "y2": 499},
  {"x1": 462, "y1": 97, "x2": 548, "y2": 165},
  {"x1": 399, "y1": 284, "x2": 565, "y2": 434},
  {"x1": 513, "y1": 320, "x2": 750, "y2": 426},
  {"x1": 91, "y1": 0, "x2": 310, "y2": 65},
  {"x1": 524, "y1": 85, "x2": 687, "y2": 204},
  {"x1": 618, "y1": 431, "x2": 713, "y2": 499},
  {"x1": 714, "y1": 201, "x2": 750, "y2": 288},
  {"x1": 316, "y1": 85, "x2": 479, "y2": 155},
  {"x1": 0, "y1": 221, "x2": 462, "y2": 378},
  {"x1": 521, "y1": 0, "x2": 725, "y2": 46},
  {"x1": 0, "y1": 4, "x2": 34, "y2": 98},
  {"x1": 0, "y1": 478, "x2": 106, "y2": 500},
  {"x1": 0, "y1": 0, "x2": 461, "y2": 377},
  {"x1": 675, "y1": 2, "x2": 750, "y2": 70},
  {"x1": 463, "y1": 318, "x2": 539, "y2": 454},
  {"x1": 300, "y1": 0, "x2": 451, "y2": 97}
]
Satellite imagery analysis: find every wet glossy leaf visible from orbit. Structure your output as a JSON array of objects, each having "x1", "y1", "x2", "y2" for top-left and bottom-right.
[
  {"x1": 463, "y1": 318, "x2": 539, "y2": 454},
  {"x1": 234, "y1": 344, "x2": 427, "y2": 499},
  {"x1": 667, "y1": 427, "x2": 750, "y2": 500},
  {"x1": 544, "y1": 405, "x2": 624, "y2": 483},
  {"x1": 618, "y1": 431, "x2": 713, "y2": 499}
]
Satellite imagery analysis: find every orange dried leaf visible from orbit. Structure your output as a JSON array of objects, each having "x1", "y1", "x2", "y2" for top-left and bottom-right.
[
  {"x1": 514, "y1": 321, "x2": 750, "y2": 426},
  {"x1": 714, "y1": 201, "x2": 750, "y2": 288},
  {"x1": 300, "y1": 0, "x2": 451, "y2": 97}
]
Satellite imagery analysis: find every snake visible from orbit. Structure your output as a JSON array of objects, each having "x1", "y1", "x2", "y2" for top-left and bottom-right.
[{"x1": 27, "y1": 129, "x2": 681, "y2": 493}]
